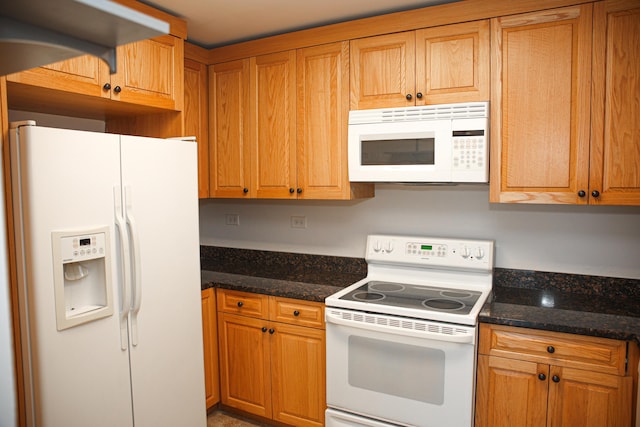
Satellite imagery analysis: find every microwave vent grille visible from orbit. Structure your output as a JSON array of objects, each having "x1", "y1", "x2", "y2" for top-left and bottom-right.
[{"x1": 349, "y1": 101, "x2": 488, "y2": 124}]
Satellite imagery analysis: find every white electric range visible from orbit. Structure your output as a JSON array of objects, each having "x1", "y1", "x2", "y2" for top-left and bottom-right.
[{"x1": 325, "y1": 234, "x2": 494, "y2": 427}]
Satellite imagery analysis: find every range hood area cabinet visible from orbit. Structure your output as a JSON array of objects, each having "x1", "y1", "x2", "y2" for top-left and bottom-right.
[
  {"x1": 489, "y1": 1, "x2": 640, "y2": 206},
  {"x1": 208, "y1": 43, "x2": 374, "y2": 201}
]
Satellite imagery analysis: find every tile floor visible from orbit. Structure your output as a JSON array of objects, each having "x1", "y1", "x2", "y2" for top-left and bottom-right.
[{"x1": 207, "y1": 410, "x2": 271, "y2": 427}]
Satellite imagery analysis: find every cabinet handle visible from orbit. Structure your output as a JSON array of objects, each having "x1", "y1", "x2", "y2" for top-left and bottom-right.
[
  {"x1": 113, "y1": 85, "x2": 122, "y2": 93},
  {"x1": 237, "y1": 301, "x2": 243, "y2": 308},
  {"x1": 591, "y1": 190, "x2": 600, "y2": 197},
  {"x1": 547, "y1": 346, "x2": 555, "y2": 354},
  {"x1": 552, "y1": 375, "x2": 560, "y2": 383},
  {"x1": 103, "y1": 83, "x2": 111, "y2": 91},
  {"x1": 269, "y1": 328, "x2": 275, "y2": 334},
  {"x1": 293, "y1": 310, "x2": 300, "y2": 316},
  {"x1": 289, "y1": 188, "x2": 295, "y2": 194},
  {"x1": 243, "y1": 187, "x2": 249, "y2": 194},
  {"x1": 296, "y1": 188, "x2": 302, "y2": 194},
  {"x1": 406, "y1": 94, "x2": 412, "y2": 100},
  {"x1": 261, "y1": 327, "x2": 267, "y2": 333},
  {"x1": 538, "y1": 373, "x2": 546, "y2": 381},
  {"x1": 578, "y1": 190, "x2": 586, "y2": 197},
  {"x1": 416, "y1": 92, "x2": 423, "y2": 99}
]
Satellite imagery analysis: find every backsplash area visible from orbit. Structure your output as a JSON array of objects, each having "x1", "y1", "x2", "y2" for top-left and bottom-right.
[{"x1": 199, "y1": 184, "x2": 640, "y2": 280}]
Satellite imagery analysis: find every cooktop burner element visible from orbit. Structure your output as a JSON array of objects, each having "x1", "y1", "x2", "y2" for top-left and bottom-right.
[
  {"x1": 325, "y1": 235, "x2": 494, "y2": 325},
  {"x1": 339, "y1": 281, "x2": 482, "y2": 315}
]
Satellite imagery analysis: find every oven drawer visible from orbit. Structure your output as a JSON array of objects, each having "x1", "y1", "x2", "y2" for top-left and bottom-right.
[
  {"x1": 270, "y1": 297, "x2": 324, "y2": 329},
  {"x1": 217, "y1": 289, "x2": 269, "y2": 319},
  {"x1": 478, "y1": 324, "x2": 627, "y2": 375}
]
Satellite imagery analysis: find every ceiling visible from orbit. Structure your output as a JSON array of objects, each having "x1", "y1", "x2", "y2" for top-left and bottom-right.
[{"x1": 140, "y1": 0, "x2": 459, "y2": 48}]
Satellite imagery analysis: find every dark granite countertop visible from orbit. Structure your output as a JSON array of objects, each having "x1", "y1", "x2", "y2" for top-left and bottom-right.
[
  {"x1": 200, "y1": 246, "x2": 640, "y2": 344},
  {"x1": 480, "y1": 269, "x2": 640, "y2": 345}
]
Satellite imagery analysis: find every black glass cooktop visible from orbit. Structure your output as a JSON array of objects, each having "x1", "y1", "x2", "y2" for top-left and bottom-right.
[{"x1": 339, "y1": 280, "x2": 483, "y2": 315}]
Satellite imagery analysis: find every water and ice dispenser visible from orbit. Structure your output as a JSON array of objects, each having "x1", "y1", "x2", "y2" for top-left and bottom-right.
[{"x1": 52, "y1": 226, "x2": 114, "y2": 330}]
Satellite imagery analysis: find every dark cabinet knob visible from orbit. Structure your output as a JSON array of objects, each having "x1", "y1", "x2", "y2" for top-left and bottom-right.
[
  {"x1": 591, "y1": 190, "x2": 600, "y2": 197},
  {"x1": 237, "y1": 301, "x2": 243, "y2": 308},
  {"x1": 416, "y1": 92, "x2": 423, "y2": 99},
  {"x1": 547, "y1": 346, "x2": 555, "y2": 354},
  {"x1": 296, "y1": 188, "x2": 302, "y2": 194},
  {"x1": 538, "y1": 373, "x2": 546, "y2": 381},
  {"x1": 113, "y1": 85, "x2": 122, "y2": 93},
  {"x1": 293, "y1": 310, "x2": 300, "y2": 317},
  {"x1": 578, "y1": 190, "x2": 586, "y2": 197},
  {"x1": 406, "y1": 94, "x2": 412, "y2": 100},
  {"x1": 268, "y1": 328, "x2": 275, "y2": 334},
  {"x1": 289, "y1": 188, "x2": 295, "y2": 194},
  {"x1": 552, "y1": 375, "x2": 560, "y2": 383},
  {"x1": 103, "y1": 83, "x2": 111, "y2": 91},
  {"x1": 261, "y1": 327, "x2": 267, "y2": 333},
  {"x1": 243, "y1": 187, "x2": 249, "y2": 194}
]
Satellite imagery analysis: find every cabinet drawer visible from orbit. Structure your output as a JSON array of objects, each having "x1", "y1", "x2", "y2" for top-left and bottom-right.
[
  {"x1": 217, "y1": 289, "x2": 269, "y2": 318},
  {"x1": 269, "y1": 297, "x2": 325, "y2": 329},
  {"x1": 479, "y1": 324, "x2": 627, "y2": 375}
]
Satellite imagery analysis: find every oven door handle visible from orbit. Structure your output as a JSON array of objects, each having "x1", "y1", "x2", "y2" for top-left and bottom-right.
[{"x1": 325, "y1": 310, "x2": 475, "y2": 344}]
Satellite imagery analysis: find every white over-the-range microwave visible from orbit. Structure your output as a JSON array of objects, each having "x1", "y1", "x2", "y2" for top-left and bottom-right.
[{"x1": 348, "y1": 101, "x2": 489, "y2": 183}]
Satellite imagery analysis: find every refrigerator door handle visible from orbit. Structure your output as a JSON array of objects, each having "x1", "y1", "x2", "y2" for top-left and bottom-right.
[
  {"x1": 114, "y1": 186, "x2": 131, "y2": 351},
  {"x1": 124, "y1": 185, "x2": 142, "y2": 346}
]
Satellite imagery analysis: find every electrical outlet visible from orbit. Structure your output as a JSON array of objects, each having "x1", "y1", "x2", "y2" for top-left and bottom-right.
[
  {"x1": 290, "y1": 216, "x2": 307, "y2": 229},
  {"x1": 225, "y1": 214, "x2": 240, "y2": 226}
]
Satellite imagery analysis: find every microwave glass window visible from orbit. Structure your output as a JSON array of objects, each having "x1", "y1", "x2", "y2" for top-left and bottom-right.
[{"x1": 361, "y1": 138, "x2": 435, "y2": 165}]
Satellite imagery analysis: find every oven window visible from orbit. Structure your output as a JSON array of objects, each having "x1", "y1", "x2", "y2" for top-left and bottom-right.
[
  {"x1": 360, "y1": 138, "x2": 435, "y2": 165},
  {"x1": 348, "y1": 336, "x2": 445, "y2": 404}
]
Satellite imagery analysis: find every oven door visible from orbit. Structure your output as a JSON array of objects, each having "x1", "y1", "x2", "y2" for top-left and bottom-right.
[{"x1": 325, "y1": 308, "x2": 477, "y2": 427}]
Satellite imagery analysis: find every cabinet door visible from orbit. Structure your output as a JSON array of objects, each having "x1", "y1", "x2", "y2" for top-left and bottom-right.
[
  {"x1": 218, "y1": 312, "x2": 272, "y2": 418},
  {"x1": 590, "y1": 0, "x2": 640, "y2": 205},
  {"x1": 6, "y1": 54, "x2": 109, "y2": 98},
  {"x1": 111, "y1": 35, "x2": 183, "y2": 110},
  {"x1": 201, "y1": 289, "x2": 219, "y2": 408},
  {"x1": 209, "y1": 59, "x2": 252, "y2": 198},
  {"x1": 296, "y1": 42, "x2": 352, "y2": 200},
  {"x1": 547, "y1": 366, "x2": 633, "y2": 427},
  {"x1": 489, "y1": 5, "x2": 593, "y2": 204},
  {"x1": 475, "y1": 355, "x2": 548, "y2": 427},
  {"x1": 415, "y1": 20, "x2": 489, "y2": 105},
  {"x1": 271, "y1": 323, "x2": 325, "y2": 427},
  {"x1": 251, "y1": 51, "x2": 297, "y2": 198},
  {"x1": 350, "y1": 32, "x2": 416, "y2": 109},
  {"x1": 184, "y1": 55, "x2": 210, "y2": 199}
]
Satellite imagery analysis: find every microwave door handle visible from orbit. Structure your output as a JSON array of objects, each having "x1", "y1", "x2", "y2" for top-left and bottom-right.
[{"x1": 325, "y1": 310, "x2": 474, "y2": 344}]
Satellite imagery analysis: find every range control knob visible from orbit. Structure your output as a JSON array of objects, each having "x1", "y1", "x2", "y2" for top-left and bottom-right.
[
  {"x1": 373, "y1": 241, "x2": 382, "y2": 253},
  {"x1": 384, "y1": 241, "x2": 394, "y2": 253},
  {"x1": 475, "y1": 248, "x2": 485, "y2": 260},
  {"x1": 461, "y1": 246, "x2": 471, "y2": 259}
]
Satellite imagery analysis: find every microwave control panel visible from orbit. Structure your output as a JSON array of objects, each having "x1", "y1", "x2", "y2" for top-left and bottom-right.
[{"x1": 452, "y1": 129, "x2": 485, "y2": 171}]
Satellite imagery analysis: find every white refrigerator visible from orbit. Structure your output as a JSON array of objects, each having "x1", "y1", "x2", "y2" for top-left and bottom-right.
[{"x1": 9, "y1": 122, "x2": 206, "y2": 427}]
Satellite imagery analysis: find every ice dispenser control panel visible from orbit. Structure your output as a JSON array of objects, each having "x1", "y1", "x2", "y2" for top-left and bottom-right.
[{"x1": 60, "y1": 233, "x2": 106, "y2": 263}]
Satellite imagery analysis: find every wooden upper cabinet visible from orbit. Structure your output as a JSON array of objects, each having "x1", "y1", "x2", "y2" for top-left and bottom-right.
[
  {"x1": 184, "y1": 43, "x2": 210, "y2": 199},
  {"x1": 209, "y1": 59, "x2": 252, "y2": 198},
  {"x1": 489, "y1": 5, "x2": 593, "y2": 204},
  {"x1": 297, "y1": 42, "x2": 373, "y2": 200},
  {"x1": 590, "y1": 0, "x2": 640, "y2": 205},
  {"x1": 251, "y1": 51, "x2": 298, "y2": 199},
  {"x1": 350, "y1": 20, "x2": 489, "y2": 110},
  {"x1": 350, "y1": 32, "x2": 415, "y2": 109},
  {"x1": 415, "y1": 20, "x2": 490, "y2": 104},
  {"x1": 7, "y1": 35, "x2": 184, "y2": 111}
]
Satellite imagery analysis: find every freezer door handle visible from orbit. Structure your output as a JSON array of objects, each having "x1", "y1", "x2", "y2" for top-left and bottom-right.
[
  {"x1": 114, "y1": 186, "x2": 131, "y2": 350},
  {"x1": 125, "y1": 185, "x2": 142, "y2": 346}
]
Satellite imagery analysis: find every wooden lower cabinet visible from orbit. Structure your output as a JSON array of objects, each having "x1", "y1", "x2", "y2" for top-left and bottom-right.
[
  {"x1": 476, "y1": 324, "x2": 637, "y2": 427},
  {"x1": 201, "y1": 288, "x2": 220, "y2": 409},
  {"x1": 217, "y1": 289, "x2": 326, "y2": 427}
]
